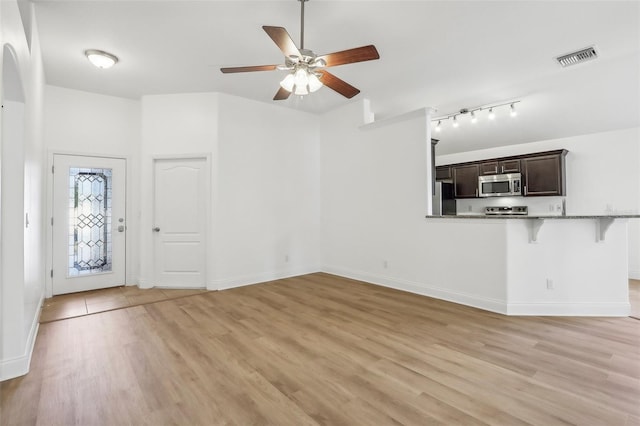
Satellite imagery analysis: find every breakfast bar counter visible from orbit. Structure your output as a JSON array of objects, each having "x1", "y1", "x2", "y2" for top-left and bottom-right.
[
  {"x1": 417, "y1": 215, "x2": 638, "y2": 316},
  {"x1": 426, "y1": 214, "x2": 640, "y2": 242}
]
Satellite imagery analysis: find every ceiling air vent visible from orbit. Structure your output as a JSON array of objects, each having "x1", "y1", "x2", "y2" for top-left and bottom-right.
[{"x1": 556, "y1": 46, "x2": 598, "y2": 67}]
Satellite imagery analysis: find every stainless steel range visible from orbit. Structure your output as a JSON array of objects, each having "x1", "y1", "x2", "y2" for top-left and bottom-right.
[{"x1": 484, "y1": 206, "x2": 528, "y2": 216}]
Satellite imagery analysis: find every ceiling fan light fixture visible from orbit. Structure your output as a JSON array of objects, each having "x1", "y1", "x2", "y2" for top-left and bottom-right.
[
  {"x1": 280, "y1": 73, "x2": 295, "y2": 91},
  {"x1": 85, "y1": 49, "x2": 118, "y2": 69},
  {"x1": 307, "y1": 72, "x2": 323, "y2": 92},
  {"x1": 294, "y1": 68, "x2": 309, "y2": 87},
  {"x1": 294, "y1": 84, "x2": 309, "y2": 96},
  {"x1": 293, "y1": 68, "x2": 310, "y2": 95}
]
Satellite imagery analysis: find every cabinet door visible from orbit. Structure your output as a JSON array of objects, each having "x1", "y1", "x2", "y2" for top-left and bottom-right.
[
  {"x1": 453, "y1": 164, "x2": 479, "y2": 198},
  {"x1": 479, "y1": 161, "x2": 499, "y2": 175},
  {"x1": 436, "y1": 166, "x2": 452, "y2": 181},
  {"x1": 500, "y1": 159, "x2": 521, "y2": 173},
  {"x1": 522, "y1": 154, "x2": 565, "y2": 196}
]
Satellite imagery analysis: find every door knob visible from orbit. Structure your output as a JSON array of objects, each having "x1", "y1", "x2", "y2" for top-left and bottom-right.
[
  {"x1": 153, "y1": 227, "x2": 160, "y2": 232},
  {"x1": 118, "y1": 225, "x2": 125, "y2": 232}
]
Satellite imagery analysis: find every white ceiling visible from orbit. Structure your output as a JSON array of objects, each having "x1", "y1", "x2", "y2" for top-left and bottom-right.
[{"x1": 32, "y1": 0, "x2": 640, "y2": 154}]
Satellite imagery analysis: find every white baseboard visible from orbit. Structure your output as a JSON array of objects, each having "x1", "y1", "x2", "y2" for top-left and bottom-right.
[
  {"x1": 137, "y1": 278, "x2": 153, "y2": 289},
  {"x1": 629, "y1": 270, "x2": 640, "y2": 280},
  {"x1": 1, "y1": 294, "x2": 44, "y2": 381},
  {"x1": 322, "y1": 266, "x2": 633, "y2": 317},
  {"x1": 214, "y1": 265, "x2": 322, "y2": 291},
  {"x1": 322, "y1": 265, "x2": 508, "y2": 315},
  {"x1": 506, "y1": 302, "x2": 631, "y2": 316}
]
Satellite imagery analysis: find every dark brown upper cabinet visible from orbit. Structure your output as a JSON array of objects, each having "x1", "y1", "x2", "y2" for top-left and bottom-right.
[
  {"x1": 453, "y1": 164, "x2": 479, "y2": 198},
  {"x1": 436, "y1": 165, "x2": 452, "y2": 181},
  {"x1": 479, "y1": 159, "x2": 521, "y2": 175},
  {"x1": 521, "y1": 151, "x2": 567, "y2": 196},
  {"x1": 438, "y1": 149, "x2": 567, "y2": 198}
]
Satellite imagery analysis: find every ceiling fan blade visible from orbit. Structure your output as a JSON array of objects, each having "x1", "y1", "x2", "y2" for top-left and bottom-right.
[
  {"x1": 263, "y1": 26, "x2": 301, "y2": 58},
  {"x1": 318, "y1": 71, "x2": 360, "y2": 99},
  {"x1": 273, "y1": 87, "x2": 291, "y2": 101},
  {"x1": 316, "y1": 45, "x2": 380, "y2": 68},
  {"x1": 220, "y1": 65, "x2": 278, "y2": 73}
]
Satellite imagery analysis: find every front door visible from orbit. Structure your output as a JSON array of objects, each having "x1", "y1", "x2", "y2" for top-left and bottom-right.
[
  {"x1": 52, "y1": 154, "x2": 126, "y2": 295},
  {"x1": 153, "y1": 158, "x2": 207, "y2": 288}
]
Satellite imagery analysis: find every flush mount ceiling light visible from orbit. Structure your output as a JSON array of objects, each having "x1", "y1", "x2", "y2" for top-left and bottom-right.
[
  {"x1": 85, "y1": 49, "x2": 118, "y2": 69},
  {"x1": 431, "y1": 100, "x2": 521, "y2": 132}
]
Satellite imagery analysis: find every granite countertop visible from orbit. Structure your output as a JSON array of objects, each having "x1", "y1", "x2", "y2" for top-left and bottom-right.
[{"x1": 425, "y1": 214, "x2": 640, "y2": 219}]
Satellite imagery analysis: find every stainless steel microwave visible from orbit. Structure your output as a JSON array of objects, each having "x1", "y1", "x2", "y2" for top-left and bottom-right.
[{"x1": 478, "y1": 173, "x2": 522, "y2": 197}]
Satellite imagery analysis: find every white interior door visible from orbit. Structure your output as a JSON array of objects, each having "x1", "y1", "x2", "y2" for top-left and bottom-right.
[
  {"x1": 52, "y1": 155, "x2": 126, "y2": 295},
  {"x1": 153, "y1": 158, "x2": 207, "y2": 288}
]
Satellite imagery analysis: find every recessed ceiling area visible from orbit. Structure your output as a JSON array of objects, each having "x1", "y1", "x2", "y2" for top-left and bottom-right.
[{"x1": 32, "y1": 1, "x2": 640, "y2": 154}]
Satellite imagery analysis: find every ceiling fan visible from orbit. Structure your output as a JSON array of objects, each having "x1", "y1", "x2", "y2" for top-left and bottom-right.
[{"x1": 220, "y1": 0, "x2": 380, "y2": 100}]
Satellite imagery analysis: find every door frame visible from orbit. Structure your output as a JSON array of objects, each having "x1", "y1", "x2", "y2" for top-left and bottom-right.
[
  {"x1": 151, "y1": 154, "x2": 212, "y2": 290},
  {"x1": 46, "y1": 151, "x2": 132, "y2": 298}
]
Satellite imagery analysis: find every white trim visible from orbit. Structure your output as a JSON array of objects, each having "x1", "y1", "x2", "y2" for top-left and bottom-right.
[
  {"x1": 506, "y1": 302, "x2": 630, "y2": 316},
  {"x1": 322, "y1": 265, "x2": 508, "y2": 315},
  {"x1": 358, "y1": 107, "x2": 434, "y2": 131},
  {"x1": 214, "y1": 266, "x2": 321, "y2": 291},
  {"x1": 629, "y1": 270, "x2": 640, "y2": 280},
  {"x1": 1, "y1": 293, "x2": 43, "y2": 381}
]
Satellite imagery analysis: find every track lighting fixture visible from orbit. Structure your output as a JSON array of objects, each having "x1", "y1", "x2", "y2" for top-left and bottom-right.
[{"x1": 431, "y1": 100, "x2": 520, "y2": 132}]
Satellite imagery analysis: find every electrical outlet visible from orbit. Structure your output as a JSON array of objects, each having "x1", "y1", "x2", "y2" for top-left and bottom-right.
[
  {"x1": 546, "y1": 278, "x2": 554, "y2": 290},
  {"x1": 549, "y1": 204, "x2": 554, "y2": 212},
  {"x1": 383, "y1": 260, "x2": 388, "y2": 269},
  {"x1": 284, "y1": 254, "x2": 289, "y2": 263},
  {"x1": 467, "y1": 205, "x2": 472, "y2": 212}
]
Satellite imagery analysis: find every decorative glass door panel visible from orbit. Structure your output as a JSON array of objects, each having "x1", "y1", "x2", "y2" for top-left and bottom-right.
[
  {"x1": 68, "y1": 168, "x2": 113, "y2": 276},
  {"x1": 53, "y1": 155, "x2": 126, "y2": 295}
]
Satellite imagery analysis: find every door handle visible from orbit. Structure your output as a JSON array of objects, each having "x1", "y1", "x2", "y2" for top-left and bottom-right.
[
  {"x1": 153, "y1": 227, "x2": 160, "y2": 232},
  {"x1": 118, "y1": 225, "x2": 125, "y2": 232}
]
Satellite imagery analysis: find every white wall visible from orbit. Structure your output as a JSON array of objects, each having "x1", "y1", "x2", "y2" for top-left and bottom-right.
[
  {"x1": 437, "y1": 127, "x2": 640, "y2": 278},
  {"x1": 215, "y1": 93, "x2": 321, "y2": 287},
  {"x1": 43, "y1": 85, "x2": 141, "y2": 289},
  {"x1": 140, "y1": 92, "x2": 321, "y2": 290},
  {"x1": 0, "y1": 0, "x2": 46, "y2": 380},
  {"x1": 320, "y1": 101, "x2": 509, "y2": 311}
]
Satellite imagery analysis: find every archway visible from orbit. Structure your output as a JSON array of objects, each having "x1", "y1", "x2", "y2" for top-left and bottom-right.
[{"x1": 1, "y1": 43, "x2": 27, "y2": 378}]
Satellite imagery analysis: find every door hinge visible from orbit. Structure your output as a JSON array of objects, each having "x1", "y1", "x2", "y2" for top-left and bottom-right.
[
  {"x1": 50, "y1": 269, "x2": 53, "y2": 278},
  {"x1": 51, "y1": 217, "x2": 54, "y2": 226},
  {"x1": 52, "y1": 165, "x2": 54, "y2": 174}
]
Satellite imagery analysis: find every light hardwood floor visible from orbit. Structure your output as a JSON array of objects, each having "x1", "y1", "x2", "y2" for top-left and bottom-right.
[{"x1": 1, "y1": 273, "x2": 639, "y2": 425}]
